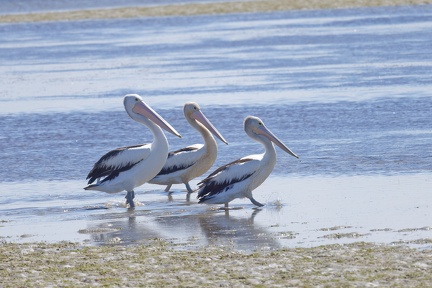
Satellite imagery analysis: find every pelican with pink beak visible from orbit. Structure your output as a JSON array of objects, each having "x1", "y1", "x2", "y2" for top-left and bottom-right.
[
  {"x1": 197, "y1": 116, "x2": 299, "y2": 208},
  {"x1": 149, "y1": 102, "x2": 228, "y2": 193},
  {"x1": 84, "y1": 94, "x2": 181, "y2": 208}
]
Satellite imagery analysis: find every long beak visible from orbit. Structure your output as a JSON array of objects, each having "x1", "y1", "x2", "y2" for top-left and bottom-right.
[
  {"x1": 258, "y1": 125, "x2": 299, "y2": 158},
  {"x1": 191, "y1": 110, "x2": 228, "y2": 144},
  {"x1": 132, "y1": 101, "x2": 182, "y2": 138}
]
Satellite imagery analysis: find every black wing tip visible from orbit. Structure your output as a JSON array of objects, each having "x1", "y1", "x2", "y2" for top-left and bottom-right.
[
  {"x1": 197, "y1": 198, "x2": 205, "y2": 203},
  {"x1": 157, "y1": 162, "x2": 196, "y2": 176},
  {"x1": 85, "y1": 170, "x2": 94, "y2": 180},
  {"x1": 197, "y1": 194, "x2": 214, "y2": 203},
  {"x1": 168, "y1": 146, "x2": 198, "y2": 158}
]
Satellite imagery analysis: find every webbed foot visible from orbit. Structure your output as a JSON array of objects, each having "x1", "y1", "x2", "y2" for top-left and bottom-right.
[{"x1": 249, "y1": 197, "x2": 264, "y2": 207}]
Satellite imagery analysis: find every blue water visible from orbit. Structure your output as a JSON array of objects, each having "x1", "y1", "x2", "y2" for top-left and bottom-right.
[
  {"x1": 0, "y1": 5, "x2": 431, "y2": 249},
  {"x1": 0, "y1": 97, "x2": 431, "y2": 183}
]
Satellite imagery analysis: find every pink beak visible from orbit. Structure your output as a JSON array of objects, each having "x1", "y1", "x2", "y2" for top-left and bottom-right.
[
  {"x1": 191, "y1": 109, "x2": 228, "y2": 145},
  {"x1": 132, "y1": 101, "x2": 182, "y2": 138},
  {"x1": 257, "y1": 125, "x2": 299, "y2": 158}
]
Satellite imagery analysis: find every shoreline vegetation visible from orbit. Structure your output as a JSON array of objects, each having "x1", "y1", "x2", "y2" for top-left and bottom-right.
[
  {"x1": 0, "y1": 0, "x2": 432, "y2": 23},
  {"x1": 1, "y1": 241, "x2": 431, "y2": 286}
]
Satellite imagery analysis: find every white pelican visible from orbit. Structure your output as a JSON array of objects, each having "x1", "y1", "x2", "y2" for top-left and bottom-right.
[
  {"x1": 149, "y1": 102, "x2": 228, "y2": 193},
  {"x1": 84, "y1": 94, "x2": 182, "y2": 208},
  {"x1": 196, "y1": 116, "x2": 299, "y2": 208}
]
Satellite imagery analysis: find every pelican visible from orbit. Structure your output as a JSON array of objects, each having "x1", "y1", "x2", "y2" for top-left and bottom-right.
[
  {"x1": 197, "y1": 116, "x2": 299, "y2": 208},
  {"x1": 149, "y1": 102, "x2": 228, "y2": 193},
  {"x1": 84, "y1": 94, "x2": 182, "y2": 208}
]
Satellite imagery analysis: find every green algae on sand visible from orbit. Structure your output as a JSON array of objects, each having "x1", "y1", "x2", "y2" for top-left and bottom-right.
[{"x1": 1, "y1": 241, "x2": 431, "y2": 287}]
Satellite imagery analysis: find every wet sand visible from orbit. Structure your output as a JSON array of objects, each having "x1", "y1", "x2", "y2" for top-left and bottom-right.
[{"x1": 1, "y1": 0, "x2": 432, "y2": 23}]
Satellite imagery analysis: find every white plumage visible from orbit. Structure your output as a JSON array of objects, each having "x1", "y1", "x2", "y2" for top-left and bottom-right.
[
  {"x1": 84, "y1": 94, "x2": 181, "y2": 208},
  {"x1": 149, "y1": 102, "x2": 228, "y2": 193},
  {"x1": 197, "y1": 116, "x2": 299, "y2": 208}
]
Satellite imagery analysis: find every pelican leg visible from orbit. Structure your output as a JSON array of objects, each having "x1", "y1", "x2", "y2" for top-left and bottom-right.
[
  {"x1": 218, "y1": 203, "x2": 231, "y2": 211},
  {"x1": 249, "y1": 196, "x2": 264, "y2": 207},
  {"x1": 125, "y1": 190, "x2": 135, "y2": 208},
  {"x1": 185, "y1": 182, "x2": 194, "y2": 193},
  {"x1": 164, "y1": 184, "x2": 172, "y2": 192}
]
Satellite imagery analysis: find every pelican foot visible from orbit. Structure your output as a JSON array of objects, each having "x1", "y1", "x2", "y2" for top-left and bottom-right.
[
  {"x1": 125, "y1": 191, "x2": 135, "y2": 208},
  {"x1": 185, "y1": 182, "x2": 195, "y2": 193},
  {"x1": 249, "y1": 197, "x2": 264, "y2": 207},
  {"x1": 218, "y1": 206, "x2": 243, "y2": 211}
]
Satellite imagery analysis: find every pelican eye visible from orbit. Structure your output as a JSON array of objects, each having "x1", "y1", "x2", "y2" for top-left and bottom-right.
[{"x1": 258, "y1": 122, "x2": 263, "y2": 126}]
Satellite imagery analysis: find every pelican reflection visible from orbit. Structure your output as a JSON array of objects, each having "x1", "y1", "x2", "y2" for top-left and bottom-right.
[{"x1": 81, "y1": 206, "x2": 281, "y2": 251}]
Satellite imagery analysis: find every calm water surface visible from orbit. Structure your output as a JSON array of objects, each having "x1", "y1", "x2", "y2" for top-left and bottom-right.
[{"x1": 0, "y1": 5, "x2": 431, "y2": 250}]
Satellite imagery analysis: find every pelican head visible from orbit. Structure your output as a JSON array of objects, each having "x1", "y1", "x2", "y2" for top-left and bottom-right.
[
  {"x1": 124, "y1": 94, "x2": 181, "y2": 138},
  {"x1": 184, "y1": 102, "x2": 228, "y2": 144},
  {"x1": 244, "y1": 116, "x2": 298, "y2": 158}
]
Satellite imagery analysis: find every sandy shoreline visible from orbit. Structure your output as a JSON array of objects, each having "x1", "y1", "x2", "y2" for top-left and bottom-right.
[
  {"x1": 1, "y1": 0, "x2": 432, "y2": 23},
  {"x1": 0, "y1": 241, "x2": 430, "y2": 286}
]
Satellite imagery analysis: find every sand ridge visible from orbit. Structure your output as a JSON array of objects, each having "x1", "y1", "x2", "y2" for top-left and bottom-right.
[{"x1": 1, "y1": 0, "x2": 432, "y2": 23}]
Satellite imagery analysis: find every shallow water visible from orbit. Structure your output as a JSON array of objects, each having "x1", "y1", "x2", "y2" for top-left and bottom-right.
[
  {"x1": 1, "y1": 175, "x2": 431, "y2": 250},
  {"x1": 0, "y1": 5, "x2": 431, "y2": 250}
]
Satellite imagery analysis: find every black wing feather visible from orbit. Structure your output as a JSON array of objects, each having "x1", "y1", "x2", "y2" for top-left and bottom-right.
[
  {"x1": 167, "y1": 146, "x2": 198, "y2": 158},
  {"x1": 157, "y1": 162, "x2": 196, "y2": 176},
  {"x1": 86, "y1": 144, "x2": 144, "y2": 184},
  {"x1": 197, "y1": 158, "x2": 254, "y2": 198},
  {"x1": 155, "y1": 146, "x2": 199, "y2": 176},
  {"x1": 98, "y1": 160, "x2": 142, "y2": 184}
]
